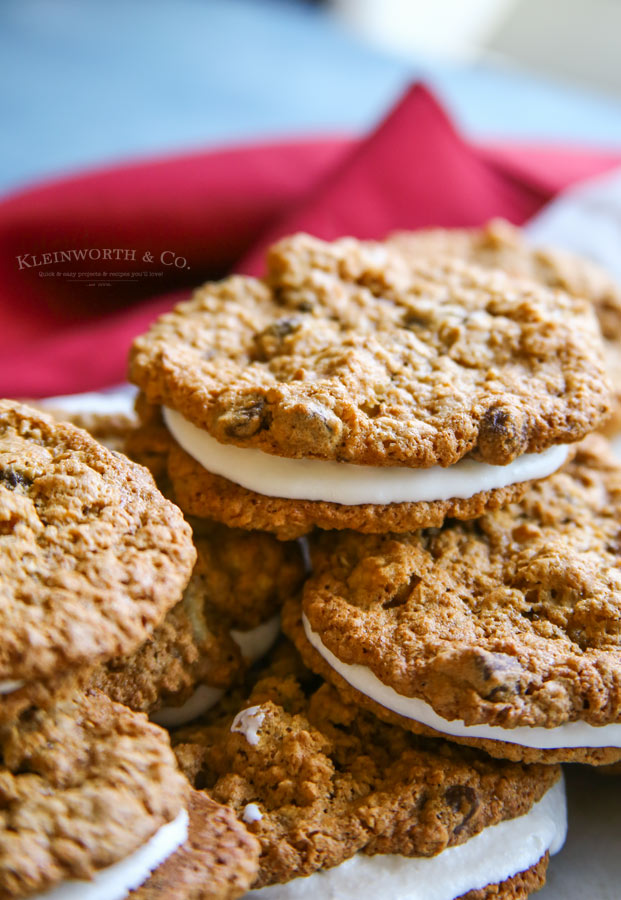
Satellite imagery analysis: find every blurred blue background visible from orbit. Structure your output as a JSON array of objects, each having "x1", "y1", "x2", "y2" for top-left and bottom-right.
[{"x1": 2, "y1": 0, "x2": 621, "y2": 195}]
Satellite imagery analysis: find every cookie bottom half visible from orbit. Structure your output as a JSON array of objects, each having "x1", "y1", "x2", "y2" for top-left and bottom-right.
[{"x1": 168, "y1": 441, "x2": 536, "y2": 541}]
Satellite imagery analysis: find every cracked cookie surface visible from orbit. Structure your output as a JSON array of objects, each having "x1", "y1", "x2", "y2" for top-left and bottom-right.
[
  {"x1": 388, "y1": 218, "x2": 621, "y2": 329},
  {"x1": 288, "y1": 436, "x2": 621, "y2": 744},
  {"x1": 0, "y1": 400, "x2": 196, "y2": 694},
  {"x1": 129, "y1": 233, "x2": 609, "y2": 468},
  {"x1": 0, "y1": 689, "x2": 188, "y2": 898},
  {"x1": 389, "y1": 218, "x2": 621, "y2": 436},
  {"x1": 172, "y1": 655, "x2": 559, "y2": 889},
  {"x1": 284, "y1": 595, "x2": 621, "y2": 765},
  {"x1": 32, "y1": 406, "x2": 138, "y2": 453}
]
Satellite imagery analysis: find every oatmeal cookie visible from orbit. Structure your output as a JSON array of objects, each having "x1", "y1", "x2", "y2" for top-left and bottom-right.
[
  {"x1": 459, "y1": 856, "x2": 549, "y2": 900},
  {"x1": 283, "y1": 435, "x2": 621, "y2": 763},
  {"x1": 389, "y1": 219, "x2": 621, "y2": 326},
  {"x1": 131, "y1": 789, "x2": 260, "y2": 900},
  {"x1": 389, "y1": 218, "x2": 621, "y2": 436},
  {"x1": 284, "y1": 595, "x2": 621, "y2": 766},
  {"x1": 93, "y1": 516, "x2": 304, "y2": 715},
  {"x1": 172, "y1": 662, "x2": 560, "y2": 890},
  {"x1": 129, "y1": 233, "x2": 609, "y2": 468},
  {"x1": 0, "y1": 400, "x2": 195, "y2": 718},
  {"x1": 35, "y1": 407, "x2": 138, "y2": 453},
  {"x1": 0, "y1": 689, "x2": 187, "y2": 898},
  {"x1": 188, "y1": 517, "x2": 304, "y2": 631},
  {"x1": 91, "y1": 599, "x2": 243, "y2": 716}
]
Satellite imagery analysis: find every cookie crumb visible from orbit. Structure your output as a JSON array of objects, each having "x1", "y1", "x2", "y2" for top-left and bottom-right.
[
  {"x1": 243, "y1": 803, "x2": 263, "y2": 824},
  {"x1": 231, "y1": 705, "x2": 266, "y2": 746}
]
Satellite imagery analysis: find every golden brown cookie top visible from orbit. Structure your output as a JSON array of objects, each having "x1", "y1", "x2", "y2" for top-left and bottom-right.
[
  {"x1": 0, "y1": 690, "x2": 188, "y2": 898},
  {"x1": 131, "y1": 790, "x2": 260, "y2": 900},
  {"x1": 389, "y1": 218, "x2": 621, "y2": 340},
  {"x1": 301, "y1": 435, "x2": 621, "y2": 730},
  {"x1": 173, "y1": 661, "x2": 559, "y2": 888},
  {"x1": 32, "y1": 407, "x2": 138, "y2": 453},
  {"x1": 129, "y1": 234, "x2": 610, "y2": 468},
  {"x1": 390, "y1": 219, "x2": 621, "y2": 439},
  {"x1": 0, "y1": 400, "x2": 196, "y2": 684}
]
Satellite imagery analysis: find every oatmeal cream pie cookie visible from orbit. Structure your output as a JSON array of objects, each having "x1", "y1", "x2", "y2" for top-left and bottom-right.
[
  {"x1": 0, "y1": 400, "x2": 195, "y2": 722},
  {"x1": 284, "y1": 435, "x2": 621, "y2": 765},
  {"x1": 0, "y1": 689, "x2": 189, "y2": 900},
  {"x1": 131, "y1": 789, "x2": 260, "y2": 900},
  {"x1": 172, "y1": 655, "x2": 566, "y2": 899},
  {"x1": 389, "y1": 217, "x2": 621, "y2": 438},
  {"x1": 129, "y1": 233, "x2": 610, "y2": 539},
  {"x1": 93, "y1": 518, "x2": 305, "y2": 728}
]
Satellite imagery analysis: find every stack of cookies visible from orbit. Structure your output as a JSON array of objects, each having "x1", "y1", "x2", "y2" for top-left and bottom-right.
[
  {"x1": 121, "y1": 230, "x2": 621, "y2": 897},
  {"x1": 36, "y1": 401, "x2": 307, "y2": 730},
  {"x1": 0, "y1": 400, "x2": 262, "y2": 900},
  {"x1": 92, "y1": 514, "x2": 304, "y2": 730}
]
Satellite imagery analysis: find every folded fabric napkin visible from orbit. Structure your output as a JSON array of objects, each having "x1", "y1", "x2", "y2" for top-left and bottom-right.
[{"x1": 0, "y1": 83, "x2": 618, "y2": 397}]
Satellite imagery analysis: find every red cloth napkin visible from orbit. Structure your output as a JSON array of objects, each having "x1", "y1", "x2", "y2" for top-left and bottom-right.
[{"x1": 1, "y1": 83, "x2": 619, "y2": 397}]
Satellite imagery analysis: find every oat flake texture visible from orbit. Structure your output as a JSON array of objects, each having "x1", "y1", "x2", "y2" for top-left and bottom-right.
[
  {"x1": 129, "y1": 233, "x2": 610, "y2": 468},
  {"x1": 173, "y1": 650, "x2": 559, "y2": 889},
  {"x1": 0, "y1": 400, "x2": 196, "y2": 685}
]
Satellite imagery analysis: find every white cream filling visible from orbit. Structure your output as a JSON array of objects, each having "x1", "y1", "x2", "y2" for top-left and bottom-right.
[
  {"x1": 151, "y1": 684, "x2": 225, "y2": 728},
  {"x1": 152, "y1": 616, "x2": 281, "y2": 728},
  {"x1": 231, "y1": 705, "x2": 266, "y2": 746},
  {"x1": 243, "y1": 803, "x2": 264, "y2": 824},
  {"x1": 163, "y1": 407, "x2": 569, "y2": 506},
  {"x1": 304, "y1": 615, "x2": 621, "y2": 749},
  {"x1": 32, "y1": 809, "x2": 188, "y2": 900},
  {"x1": 231, "y1": 614, "x2": 281, "y2": 664},
  {"x1": 253, "y1": 776, "x2": 566, "y2": 900},
  {"x1": 0, "y1": 679, "x2": 25, "y2": 694}
]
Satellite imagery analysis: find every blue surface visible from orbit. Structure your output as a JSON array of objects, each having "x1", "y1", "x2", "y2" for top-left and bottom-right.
[{"x1": 2, "y1": 0, "x2": 621, "y2": 195}]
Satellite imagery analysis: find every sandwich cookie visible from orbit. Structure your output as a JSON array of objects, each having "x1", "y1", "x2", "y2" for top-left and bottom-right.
[
  {"x1": 389, "y1": 218, "x2": 621, "y2": 440},
  {"x1": 93, "y1": 519, "x2": 304, "y2": 727},
  {"x1": 129, "y1": 234, "x2": 610, "y2": 539},
  {"x1": 284, "y1": 436, "x2": 621, "y2": 764},
  {"x1": 0, "y1": 400, "x2": 195, "y2": 723},
  {"x1": 172, "y1": 656, "x2": 565, "y2": 899},
  {"x1": 0, "y1": 689, "x2": 189, "y2": 899},
  {"x1": 130, "y1": 790, "x2": 260, "y2": 900}
]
